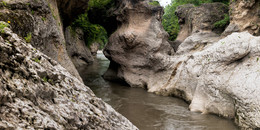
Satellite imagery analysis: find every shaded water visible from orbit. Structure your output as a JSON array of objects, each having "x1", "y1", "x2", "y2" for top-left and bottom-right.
[{"x1": 78, "y1": 52, "x2": 238, "y2": 130}]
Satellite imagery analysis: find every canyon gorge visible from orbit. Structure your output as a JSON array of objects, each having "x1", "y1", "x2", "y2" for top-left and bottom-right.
[{"x1": 0, "y1": 0, "x2": 260, "y2": 129}]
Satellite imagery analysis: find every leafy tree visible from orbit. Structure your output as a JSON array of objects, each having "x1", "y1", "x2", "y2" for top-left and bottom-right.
[
  {"x1": 72, "y1": 13, "x2": 108, "y2": 49},
  {"x1": 72, "y1": 0, "x2": 115, "y2": 49}
]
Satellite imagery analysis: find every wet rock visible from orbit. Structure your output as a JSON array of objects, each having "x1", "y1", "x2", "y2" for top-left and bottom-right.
[
  {"x1": 65, "y1": 27, "x2": 94, "y2": 68},
  {"x1": 0, "y1": 24, "x2": 137, "y2": 130}
]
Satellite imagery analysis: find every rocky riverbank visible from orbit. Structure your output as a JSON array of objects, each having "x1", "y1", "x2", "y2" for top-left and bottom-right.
[{"x1": 104, "y1": 0, "x2": 260, "y2": 129}]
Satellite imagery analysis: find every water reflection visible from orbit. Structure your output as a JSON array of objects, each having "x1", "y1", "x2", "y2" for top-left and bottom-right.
[{"x1": 78, "y1": 52, "x2": 238, "y2": 130}]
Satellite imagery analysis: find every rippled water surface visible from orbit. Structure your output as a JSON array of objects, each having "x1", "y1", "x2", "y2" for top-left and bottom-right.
[{"x1": 78, "y1": 52, "x2": 238, "y2": 130}]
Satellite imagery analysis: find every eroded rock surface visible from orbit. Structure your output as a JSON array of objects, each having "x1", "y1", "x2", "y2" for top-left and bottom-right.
[
  {"x1": 0, "y1": 24, "x2": 137, "y2": 130},
  {"x1": 223, "y1": 0, "x2": 260, "y2": 36},
  {"x1": 104, "y1": 0, "x2": 260, "y2": 129},
  {"x1": 104, "y1": 0, "x2": 175, "y2": 88},
  {"x1": 65, "y1": 27, "x2": 94, "y2": 69},
  {"x1": 175, "y1": 3, "x2": 228, "y2": 42},
  {"x1": 0, "y1": 0, "x2": 82, "y2": 81}
]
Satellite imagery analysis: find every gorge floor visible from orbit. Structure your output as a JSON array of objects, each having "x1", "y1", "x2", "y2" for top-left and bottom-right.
[{"x1": 78, "y1": 52, "x2": 238, "y2": 130}]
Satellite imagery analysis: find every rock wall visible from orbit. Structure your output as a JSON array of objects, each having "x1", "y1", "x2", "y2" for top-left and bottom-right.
[
  {"x1": 0, "y1": 23, "x2": 137, "y2": 130},
  {"x1": 223, "y1": 0, "x2": 260, "y2": 36},
  {"x1": 0, "y1": 0, "x2": 83, "y2": 81},
  {"x1": 56, "y1": 0, "x2": 89, "y2": 26},
  {"x1": 175, "y1": 3, "x2": 228, "y2": 43},
  {"x1": 105, "y1": 0, "x2": 260, "y2": 129},
  {"x1": 104, "y1": 0, "x2": 175, "y2": 88},
  {"x1": 65, "y1": 27, "x2": 94, "y2": 69}
]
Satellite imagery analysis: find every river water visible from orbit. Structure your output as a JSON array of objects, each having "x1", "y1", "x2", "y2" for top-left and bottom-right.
[{"x1": 78, "y1": 52, "x2": 238, "y2": 130}]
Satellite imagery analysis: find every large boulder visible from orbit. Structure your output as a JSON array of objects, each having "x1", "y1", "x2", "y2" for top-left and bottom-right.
[
  {"x1": 223, "y1": 0, "x2": 260, "y2": 36},
  {"x1": 0, "y1": 0, "x2": 83, "y2": 81},
  {"x1": 65, "y1": 27, "x2": 94, "y2": 68},
  {"x1": 103, "y1": 0, "x2": 175, "y2": 88},
  {"x1": 0, "y1": 23, "x2": 137, "y2": 130},
  {"x1": 161, "y1": 32, "x2": 260, "y2": 129}
]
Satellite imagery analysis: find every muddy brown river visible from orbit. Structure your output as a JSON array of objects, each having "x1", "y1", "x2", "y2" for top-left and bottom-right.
[{"x1": 78, "y1": 52, "x2": 238, "y2": 130}]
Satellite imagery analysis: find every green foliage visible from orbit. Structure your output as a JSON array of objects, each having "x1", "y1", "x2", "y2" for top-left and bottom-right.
[
  {"x1": 0, "y1": 22, "x2": 9, "y2": 33},
  {"x1": 2, "y1": 1, "x2": 6, "y2": 6},
  {"x1": 72, "y1": 13, "x2": 108, "y2": 49},
  {"x1": 163, "y1": 0, "x2": 229, "y2": 41},
  {"x1": 24, "y1": 33, "x2": 32, "y2": 43},
  {"x1": 42, "y1": 77, "x2": 48, "y2": 82},
  {"x1": 214, "y1": 14, "x2": 230, "y2": 28},
  {"x1": 88, "y1": 0, "x2": 113, "y2": 10},
  {"x1": 149, "y1": 1, "x2": 160, "y2": 6},
  {"x1": 31, "y1": 10, "x2": 35, "y2": 15},
  {"x1": 41, "y1": 17, "x2": 46, "y2": 21},
  {"x1": 33, "y1": 57, "x2": 40, "y2": 63}
]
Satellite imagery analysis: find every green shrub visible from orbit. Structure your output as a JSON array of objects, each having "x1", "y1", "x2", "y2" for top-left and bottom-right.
[
  {"x1": 33, "y1": 57, "x2": 40, "y2": 63},
  {"x1": 24, "y1": 33, "x2": 32, "y2": 43},
  {"x1": 88, "y1": 0, "x2": 113, "y2": 10},
  {"x1": 41, "y1": 17, "x2": 46, "y2": 21},
  {"x1": 42, "y1": 77, "x2": 48, "y2": 82},
  {"x1": 0, "y1": 22, "x2": 9, "y2": 33},
  {"x1": 214, "y1": 14, "x2": 230, "y2": 28},
  {"x1": 2, "y1": 1, "x2": 6, "y2": 6},
  {"x1": 149, "y1": 1, "x2": 160, "y2": 6}
]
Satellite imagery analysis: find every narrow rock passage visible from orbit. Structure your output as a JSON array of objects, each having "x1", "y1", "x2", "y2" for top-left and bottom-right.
[{"x1": 78, "y1": 52, "x2": 238, "y2": 130}]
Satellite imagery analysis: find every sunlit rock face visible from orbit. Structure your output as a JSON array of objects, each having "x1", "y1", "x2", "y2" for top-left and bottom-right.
[
  {"x1": 105, "y1": 0, "x2": 260, "y2": 129},
  {"x1": 0, "y1": 24, "x2": 137, "y2": 130}
]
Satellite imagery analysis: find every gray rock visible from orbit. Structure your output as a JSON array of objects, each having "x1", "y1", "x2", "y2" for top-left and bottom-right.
[
  {"x1": 0, "y1": 0, "x2": 83, "y2": 81},
  {"x1": 90, "y1": 42, "x2": 100, "y2": 56},
  {"x1": 65, "y1": 27, "x2": 94, "y2": 68},
  {"x1": 175, "y1": 3, "x2": 228, "y2": 42},
  {"x1": 0, "y1": 23, "x2": 137, "y2": 130}
]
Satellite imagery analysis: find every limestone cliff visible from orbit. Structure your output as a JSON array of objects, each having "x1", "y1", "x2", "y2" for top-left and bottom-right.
[
  {"x1": 104, "y1": 0, "x2": 260, "y2": 129},
  {"x1": 175, "y1": 3, "x2": 228, "y2": 42},
  {"x1": 104, "y1": 0, "x2": 175, "y2": 88},
  {"x1": 0, "y1": 23, "x2": 137, "y2": 129},
  {"x1": 0, "y1": 0, "x2": 88, "y2": 81},
  {"x1": 223, "y1": 0, "x2": 260, "y2": 36}
]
